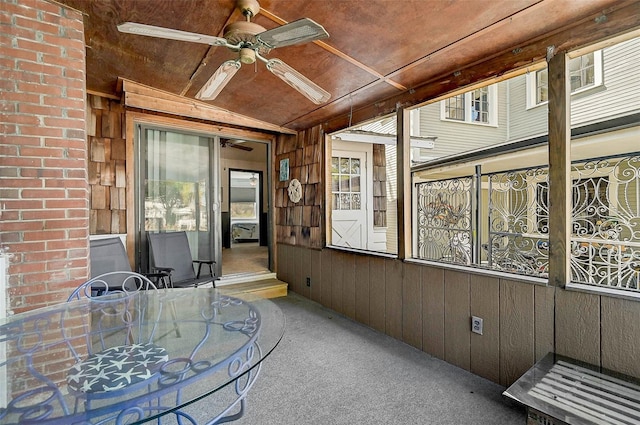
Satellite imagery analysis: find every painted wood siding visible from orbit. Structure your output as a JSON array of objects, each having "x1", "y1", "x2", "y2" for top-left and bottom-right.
[
  {"x1": 507, "y1": 76, "x2": 547, "y2": 141},
  {"x1": 509, "y1": 37, "x2": 640, "y2": 141},
  {"x1": 278, "y1": 244, "x2": 640, "y2": 386},
  {"x1": 417, "y1": 83, "x2": 509, "y2": 159},
  {"x1": 573, "y1": 38, "x2": 640, "y2": 125}
]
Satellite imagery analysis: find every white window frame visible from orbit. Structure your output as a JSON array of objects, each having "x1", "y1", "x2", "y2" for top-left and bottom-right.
[
  {"x1": 526, "y1": 50, "x2": 603, "y2": 109},
  {"x1": 440, "y1": 85, "x2": 498, "y2": 126}
]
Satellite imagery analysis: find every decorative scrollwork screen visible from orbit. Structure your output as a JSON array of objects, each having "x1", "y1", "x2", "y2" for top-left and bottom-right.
[
  {"x1": 414, "y1": 152, "x2": 640, "y2": 293},
  {"x1": 416, "y1": 177, "x2": 473, "y2": 265},
  {"x1": 570, "y1": 154, "x2": 640, "y2": 290}
]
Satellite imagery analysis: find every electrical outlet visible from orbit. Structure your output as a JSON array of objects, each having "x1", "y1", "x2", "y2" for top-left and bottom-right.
[
  {"x1": 471, "y1": 316, "x2": 483, "y2": 335},
  {"x1": 306, "y1": 277, "x2": 311, "y2": 287}
]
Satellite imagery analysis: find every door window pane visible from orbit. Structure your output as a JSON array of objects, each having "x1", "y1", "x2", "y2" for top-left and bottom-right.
[
  {"x1": 332, "y1": 156, "x2": 362, "y2": 210},
  {"x1": 142, "y1": 128, "x2": 213, "y2": 264}
]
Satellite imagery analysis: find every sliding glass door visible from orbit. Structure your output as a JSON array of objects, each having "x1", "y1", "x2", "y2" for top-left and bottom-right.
[{"x1": 136, "y1": 126, "x2": 221, "y2": 276}]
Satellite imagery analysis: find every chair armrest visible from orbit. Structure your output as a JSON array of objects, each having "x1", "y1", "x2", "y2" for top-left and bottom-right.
[
  {"x1": 144, "y1": 272, "x2": 169, "y2": 278},
  {"x1": 193, "y1": 260, "x2": 215, "y2": 278},
  {"x1": 150, "y1": 267, "x2": 174, "y2": 288},
  {"x1": 153, "y1": 267, "x2": 174, "y2": 273}
]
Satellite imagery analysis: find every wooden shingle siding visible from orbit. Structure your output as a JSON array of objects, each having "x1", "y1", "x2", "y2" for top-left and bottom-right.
[
  {"x1": 372, "y1": 144, "x2": 387, "y2": 227},
  {"x1": 87, "y1": 95, "x2": 127, "y2": 235},
  {"x1": 275, "y1": 128, "x2": 324, "y2": 248}
]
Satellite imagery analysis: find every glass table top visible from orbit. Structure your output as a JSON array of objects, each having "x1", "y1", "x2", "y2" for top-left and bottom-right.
[{"x1": 0, "y1": 288, "x2": 285, "y2": 424}]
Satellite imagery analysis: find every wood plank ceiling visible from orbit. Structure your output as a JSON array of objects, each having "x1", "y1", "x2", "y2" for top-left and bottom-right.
[{"x1": 59, "y1": 0, "x2": 639, "y2": 133}]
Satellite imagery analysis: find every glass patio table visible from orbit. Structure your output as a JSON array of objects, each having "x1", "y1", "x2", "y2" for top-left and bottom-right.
[{"x1": 0, "y1": 288, "x2": 285, "y2": 424}]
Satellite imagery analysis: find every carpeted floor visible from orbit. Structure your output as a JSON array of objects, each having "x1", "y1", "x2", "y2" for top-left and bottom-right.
[{"x1": 218, "y1": 292, "x2": 526, "y2": 425}]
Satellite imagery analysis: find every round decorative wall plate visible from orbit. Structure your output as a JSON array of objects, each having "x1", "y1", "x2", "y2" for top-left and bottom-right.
[{"x1": 288, "y1": 178, "x2": 302, "y2": 203}]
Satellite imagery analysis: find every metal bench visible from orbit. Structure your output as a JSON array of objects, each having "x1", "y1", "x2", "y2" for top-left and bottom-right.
[{"x1": 504, "y1": 353, "x2": 640, "y2": 425}]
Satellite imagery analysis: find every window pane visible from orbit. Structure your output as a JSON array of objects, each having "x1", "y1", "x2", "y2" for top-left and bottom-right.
[
  {"x1": 340, "y1": 175, "x2": 350, "y2": 191},
  {"x1": 568, "y1": 52, "x2": 594, "y2": 91},
  {"x1": 331, "y1": 157, "x2": 339, "y2": 173},
  {"x1": 472, "y1": 87, "x2": 489, "y2": 123},
  {"x1": 351, "y1": 176, "x2": 361, "y2": 192},
  {"x1": 536, "y1": 69, "x2": 548, "y2": 103},
  {"x1": 332, "y1": 193, "x2": 340, "y2": 210},
  {"x1": 340, "y1": 193, "x2": 351, "y2": 209},
  {"x1": 351, "y1": 158, "x2": 361, "y2": 174},
  {"x1": 340, "y1": 158, "x2": 350, "y2": 173},
  {"x1": 351, "y1": 193, "x2": 361, "y2": 210},
  {"x1": 331, "y1": 175, "x2": 340, "y2": 191},
  {"x1": 445, "y1": 94, "x2": 465, "y2": 120}
]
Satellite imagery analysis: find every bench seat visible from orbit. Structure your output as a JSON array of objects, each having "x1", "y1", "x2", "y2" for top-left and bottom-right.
[{"x1": 504, "y1": 353, "x2": 640, "y2": 425}]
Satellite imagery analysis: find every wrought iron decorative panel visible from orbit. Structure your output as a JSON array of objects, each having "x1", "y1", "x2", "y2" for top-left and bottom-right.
[
  {"x1": 416, "y1": 177, "x2": 473, "y2": 265},
  {"x1": 488, "y1": 168, "x2": 549, "y2": 277},
  {"x1": 570, "y1": 154, "x2": 640, "y2": 291}
]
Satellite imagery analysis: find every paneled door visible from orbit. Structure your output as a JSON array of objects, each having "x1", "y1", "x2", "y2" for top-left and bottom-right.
[
  {"x1": 136, "y1": 127, "x2": 221, "y2": 276},
  {"x1": 331, "y1": 148, "x2": 369, "y2": 249}
]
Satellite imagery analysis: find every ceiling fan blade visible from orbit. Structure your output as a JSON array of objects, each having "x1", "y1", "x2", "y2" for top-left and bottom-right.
[
  {"x1": 118, "y1": 22, "x2": 229, "y2": 47},
  {"x1": 257, "y1": 18, "x2": 329, "y2": 49},
  {"x1": 195, "y1": 60, "x2": 241, "y2": 100},
  {"x1": 266, "y1": 58, "x2": 330, "y2": 104},
  {"x1": 227, "y1": 142, "x2": 253, "y2": 151}
]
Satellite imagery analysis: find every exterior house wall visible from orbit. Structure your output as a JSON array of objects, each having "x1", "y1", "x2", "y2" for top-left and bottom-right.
[
  {"x1": 417, "y1": 83, "x2": 509, "y2": 159},
  {"x1": 507, "y1": 76, "x2": 547, "y2": 141},
  {"x1": 1, "y1": 0, "x2": 88, "y2": 313},
  {"x1": 509, "y1": 37, "x2": 640, "y2": 141},
  {"x1": 416, "y1": 39, "x2": 640, "y2": 151}
]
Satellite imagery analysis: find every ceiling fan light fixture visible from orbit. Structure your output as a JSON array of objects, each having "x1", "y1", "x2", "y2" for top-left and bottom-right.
[
  {"x1": 196, "y1": 60, "x2": 241, "y2": 100},
  {"x1": 249, "y1": 173, "x2": 258, "y2": 186},
  {"x1": 239, "y1": 48, "x2": 256, "y2": 64},
  {"x1": 266, "y1": 59, "x2": 330, "y2": 104}
]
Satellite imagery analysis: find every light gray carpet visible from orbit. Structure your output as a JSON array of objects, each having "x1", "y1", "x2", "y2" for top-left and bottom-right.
[{"x1": 227, "y1": 292, "x2": 526, "y2": 425}]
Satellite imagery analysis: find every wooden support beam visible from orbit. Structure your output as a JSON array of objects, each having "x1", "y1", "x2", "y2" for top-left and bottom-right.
[
  {"x1": 120, "y1": 79, "x2": 296, "y2": 135},
  {"x1": 547, "y1": 50, "x2": 571, "y2": 287},
  {"x1": 397, "y1": 107, "x2": 412, "y2": 259}
]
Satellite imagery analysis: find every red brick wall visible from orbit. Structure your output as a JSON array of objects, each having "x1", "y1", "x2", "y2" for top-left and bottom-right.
[{"x1": 1, "y1": 0, "x2": 88, "y2": 313}]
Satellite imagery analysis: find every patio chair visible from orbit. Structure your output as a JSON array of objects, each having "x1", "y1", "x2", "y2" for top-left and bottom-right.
[
  {"x1": 68, "y1": 270, "x2": 181, "y2": 338},
  {"x1": 67, "y1": 271, "x2": 157, "y2": 301},
  {"x1": 148, "y1": 231, "x2": 216, "y2": 288},
  {"x1": 87, "y1": 237, "x2": 169, "y2": 291}
]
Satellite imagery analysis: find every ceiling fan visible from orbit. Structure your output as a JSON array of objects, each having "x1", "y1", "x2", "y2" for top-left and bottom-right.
[
  {"x1": 117, "y1": 0, "x2": 331, "y2": 104},
  {"x1": 221, "y1": 139, "x2": 253, "y2": 151}
]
